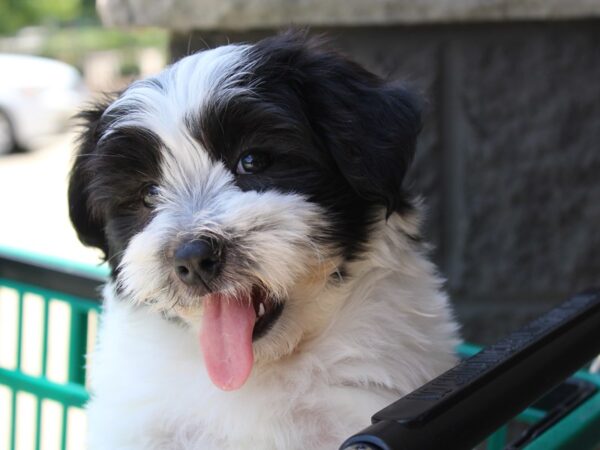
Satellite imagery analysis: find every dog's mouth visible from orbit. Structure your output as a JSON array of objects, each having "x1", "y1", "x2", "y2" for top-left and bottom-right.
[
  {"x1": 250, "y1": 286, "x2": 284, "y2": 341},
  {"x1": 199, "y1": 285, "x2": 284, "y2": 392}
]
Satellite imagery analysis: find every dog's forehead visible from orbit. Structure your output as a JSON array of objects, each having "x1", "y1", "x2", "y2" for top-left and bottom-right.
[
  {"x1": 104, "y1": 43, "x2": 255, "y2": 150},
  {"x1": 96, "y1": 43, "x2": 265, "y2": 191}
]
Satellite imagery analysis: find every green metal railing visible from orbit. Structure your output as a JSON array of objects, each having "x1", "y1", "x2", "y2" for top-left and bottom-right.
[{"x1": 0, "y1": 246, "x2": 106, "y2": 450}]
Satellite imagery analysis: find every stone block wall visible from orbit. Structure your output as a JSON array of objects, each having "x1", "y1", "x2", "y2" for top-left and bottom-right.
[{"x1": 170, "y1": 21, "x2": 600, "y2": 343}]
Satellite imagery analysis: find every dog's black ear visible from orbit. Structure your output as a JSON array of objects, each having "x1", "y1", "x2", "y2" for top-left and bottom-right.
[
  {"x1": 257, "y1": 32, "x2": 422, "y2": 215},
  {"x1": 68, "y1": 101, "x2": 111, "y2": 258},
  {"x1": 317, "y1": 79, "x2": 421, "y2": 216},
  {"x1": 305, "y1": 43, "x2": 422, "y2": 216}
]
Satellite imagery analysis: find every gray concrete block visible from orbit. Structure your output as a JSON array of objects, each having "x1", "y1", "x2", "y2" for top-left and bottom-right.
[
  {"x1": 454, "y1": 24, "x2": 600, "y2": 303},
  {"x1": 98, "y1": 0, "x2": 600, "y2": 31}
]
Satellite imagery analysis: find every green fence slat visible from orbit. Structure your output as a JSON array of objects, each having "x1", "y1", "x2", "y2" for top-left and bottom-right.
[
  {"x1": 9, "y1": 389, "x2": 17, "y2": 450},
  {"x1": 61, "y1": 405, "x2": 68, "y2": 450},
  {"x1": 41, "y1": 297, "x2": 50, "y2": 376},
  {"x1": 15, "y1": 290, "x2": 24, "y2": 370},
  {"x1": 8, "y1": 290, "x2": 25, "y2": 450},
  {"x1": 0, "y1": 368, "x2": 89, "y2": 408},
  {"x1": 34, "y1": 396, "x2": 42, "y2": 450},
  {"x1": 68, "y1": 307, "x2": 88, "y2": 385},
  {"x1": 33, "y1": 296, "x2": 51, "y2": 450}
]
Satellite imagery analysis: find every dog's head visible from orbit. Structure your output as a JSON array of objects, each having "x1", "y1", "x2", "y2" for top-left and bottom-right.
[{"x1": 69, "y1": 32, "x2": 421, "y2": 390}]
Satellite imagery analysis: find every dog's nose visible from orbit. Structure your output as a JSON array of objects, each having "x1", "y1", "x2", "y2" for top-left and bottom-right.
[{"x1": 173, "y1": 240, "x2": 223, "y2": 287}]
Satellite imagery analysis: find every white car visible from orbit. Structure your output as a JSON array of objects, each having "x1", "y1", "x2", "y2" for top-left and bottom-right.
[{"x1": 0, "y1": 54, "x2": 88, "y2": 155}]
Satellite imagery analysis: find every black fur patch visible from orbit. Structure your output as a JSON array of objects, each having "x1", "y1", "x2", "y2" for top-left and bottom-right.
[{"x1": 69, "y1": 102, "x2": 163, "y2": 269}]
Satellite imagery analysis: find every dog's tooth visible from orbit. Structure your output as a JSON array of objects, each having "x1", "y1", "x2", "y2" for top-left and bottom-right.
[{"x1": 258, "y1": 303, "x2": 265, "y2": 317}]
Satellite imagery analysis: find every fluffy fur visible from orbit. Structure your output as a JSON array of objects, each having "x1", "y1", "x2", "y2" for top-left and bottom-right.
[{"x1": 69, "y1": 32, "x2": 460, "y2": 450}]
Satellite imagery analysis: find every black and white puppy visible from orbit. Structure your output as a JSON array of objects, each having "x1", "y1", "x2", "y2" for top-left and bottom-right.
[{"x1": 69, "y1": 32, "x2": 460, "y2": 450}]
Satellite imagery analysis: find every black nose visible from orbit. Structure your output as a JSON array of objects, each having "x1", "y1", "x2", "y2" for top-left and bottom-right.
[{"x1": 173, "y1": 239, "x2": 223, "y2": 287}]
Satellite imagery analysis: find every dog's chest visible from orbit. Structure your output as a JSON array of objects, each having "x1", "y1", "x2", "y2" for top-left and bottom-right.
[{"x1": 86, "y1": 292, "x2": 392, "y2": 450}]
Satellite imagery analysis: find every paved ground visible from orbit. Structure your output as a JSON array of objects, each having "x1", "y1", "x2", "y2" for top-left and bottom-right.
[{"x1": 0, "y1": 134, "x2": 101, "y2": 265}]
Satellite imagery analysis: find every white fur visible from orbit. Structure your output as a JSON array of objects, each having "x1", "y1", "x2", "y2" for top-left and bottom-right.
[
  {"x1": 103, "y1": 44, "x2": 255, "y2": 148},
  {"x1": 86, "y1": 43, "x2": 461, "y2": 450}
]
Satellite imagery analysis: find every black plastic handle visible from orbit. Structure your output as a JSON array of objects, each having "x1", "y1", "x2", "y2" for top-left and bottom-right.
[{"x1": 340, "y1": 289, "x2": 600, "y2": 450}]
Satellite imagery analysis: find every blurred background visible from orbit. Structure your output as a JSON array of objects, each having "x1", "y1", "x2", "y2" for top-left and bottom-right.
[
  {"x1": 0, "y1": 1, "x2": 599, "y2": 448},
  {"x1": 0, "y1": 0, "x2": 167, "y2": 263}
]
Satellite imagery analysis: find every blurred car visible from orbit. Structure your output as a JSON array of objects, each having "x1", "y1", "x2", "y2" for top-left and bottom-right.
[{"x1": 0, "y1": 54, "x2": 88, "y2": 155}]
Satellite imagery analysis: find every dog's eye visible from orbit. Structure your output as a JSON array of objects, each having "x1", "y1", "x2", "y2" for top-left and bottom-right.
[
  {"x1": 236, "y1": 152, "x2": 271, "y2": 174},
  {"x1": 142, "y1": 184, "x2": 160, "y2": 208}
]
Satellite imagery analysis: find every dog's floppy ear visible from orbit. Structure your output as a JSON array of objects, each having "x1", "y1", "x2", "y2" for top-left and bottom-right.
[
  {"x1": 315, "y1": 78, "x2": 421, "y2": 216},
  {"x1": 261, "y1": 32, "x2": 422, "y2": 215},
  {"x1": 305, "y1": 43, "x2": 422, "y2": 216},
  {"x1": 68, "y1": 101, "x2": 111, "y2": 258}
]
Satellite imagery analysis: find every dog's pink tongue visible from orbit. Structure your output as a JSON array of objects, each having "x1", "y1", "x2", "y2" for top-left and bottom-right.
[{"x1": 200, "y1": 293, "x2": 255, "y2": 391}]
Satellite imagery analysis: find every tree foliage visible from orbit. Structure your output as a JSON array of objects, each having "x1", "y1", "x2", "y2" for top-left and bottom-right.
[{"x1": 0, "y1": 0, "x2": 95, "y2": 35}]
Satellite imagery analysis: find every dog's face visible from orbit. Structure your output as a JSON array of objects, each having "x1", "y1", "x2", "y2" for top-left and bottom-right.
[{"x1": 69, "y1": 33, "x2": 421, "y2": 390}]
